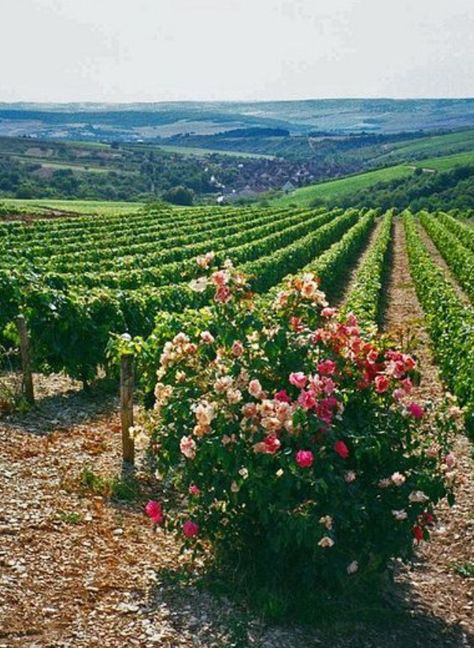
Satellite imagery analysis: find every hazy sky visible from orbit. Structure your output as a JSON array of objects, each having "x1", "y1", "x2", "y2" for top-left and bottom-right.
[{"x1": 1, "y1": 0, "x2": 473, "y2": 102}]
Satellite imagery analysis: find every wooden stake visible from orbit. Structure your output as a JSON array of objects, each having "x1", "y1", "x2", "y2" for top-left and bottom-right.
[
  {"x1": 120, "y1": 353, "x2": 135, "y2": 466},
  {"x1": 16, "y1": 315, "x2": 34, "y2": 405}
]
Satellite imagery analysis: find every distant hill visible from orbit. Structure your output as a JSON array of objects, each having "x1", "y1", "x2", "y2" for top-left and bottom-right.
[{"x1": 1, "y1": 99, "x2": 474, "y2": 142}]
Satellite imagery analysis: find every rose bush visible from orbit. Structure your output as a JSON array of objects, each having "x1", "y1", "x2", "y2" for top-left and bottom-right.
[{"x1": 143, "y1": 255, "x2": 459, "y2": 595}]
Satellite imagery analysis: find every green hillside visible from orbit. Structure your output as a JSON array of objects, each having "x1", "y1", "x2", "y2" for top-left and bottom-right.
[
  {"x1": 413, "y1": 150, "x2": 474, "y2": 171},
  {"x1": 374, "y1": 128, "x2": 474, "y2": 163},
  {"x1": 273, "y1": 165, "x2": 413, "y2": 207},
  {"x1": 0, "y1": 198, "x2": 144, "y2": 216},
  {"x1": 273, "y1": 150, "x2": 474, "y2": 208}
]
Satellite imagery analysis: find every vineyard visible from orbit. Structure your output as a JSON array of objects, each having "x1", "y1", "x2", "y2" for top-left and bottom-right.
[
  {"x1": 1, "y1": 204, "x2": 474, "y2": 646},
  {"x1": 2, "y1": 205, "x2": 365, "y2": 380},
  {"x1": 2, "y1": 205, "x2": 474, "y2": 428}
]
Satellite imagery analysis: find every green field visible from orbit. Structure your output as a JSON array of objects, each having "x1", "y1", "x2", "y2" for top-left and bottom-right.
[
  {"x1": 412, "y1": 150, "x2": 474, "y2": 171},
  {"x1": 1, "y1": 198, "x2": 144, "y2": 216},
  {"x1": 157, "y1": 144, "x2": 275, "y2": 160},
  {"x1": 273, "y1": 165, "x2": 413, "y2": 207},
  {"x1": 25, "y1": 160, "x2": 110, "y2": 174},
  {"x1": 374, "y1": 128, "x2": 474, "y2": 163},
  {"x1": 273, "y1": 150, "x2": 474, "y2": 208}
]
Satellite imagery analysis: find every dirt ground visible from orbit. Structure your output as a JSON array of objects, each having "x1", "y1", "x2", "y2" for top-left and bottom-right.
[{"x1": 0, "y1": 210, "x2": 82, "y2": 223}]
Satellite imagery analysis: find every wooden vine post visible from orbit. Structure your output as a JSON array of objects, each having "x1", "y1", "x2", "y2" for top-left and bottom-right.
[
  {"x1": 16, "y1": 315, "x2": 34, "y2": 405},
  {"x1": 120, "y1": 353, "x2": 135, "y2": 467}
]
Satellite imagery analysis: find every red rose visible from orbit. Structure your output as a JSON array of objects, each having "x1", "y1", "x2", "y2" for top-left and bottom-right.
[
  {"x1": 183, "y1": 520, "x2": 199, "y2": 538},
  {"x1": 317, "y1": 359, "x2": 337, "y2": 376},
  {"x1": 274, "y1": 389, "x2": 291, "y2": 403},
  {"x1": 374, "y1": 375, "x2": 390, "y2": 394},
  {"x1": 290, "y1": 316, "x2": 304, "y2": 332},
  {"x1": 419, "y1": 512, "x2": 434, "y2": 526},
  {"x1": 334, "y1": 440, "x2": 350, "y2": 459},
  {"x1": 295, "y1": 449, "x2": 314, "y2": 468},
  {"x1": 408, "y1": 402, "x2": 424, "y2": 419},
  {"x1": 145, "y1": 500, "x2": 164, "y2": 525},
  {"x1": 263, "y1": 434, "x2": 281, "y2": 454}
]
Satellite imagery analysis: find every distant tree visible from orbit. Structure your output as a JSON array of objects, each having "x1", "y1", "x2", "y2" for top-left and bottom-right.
[
  {"x1": 15, "y1": 183, "x2": 35, "y2": 199},
  {"x1": 162, "y1": 185, "x2": 195, "y2": 206}
]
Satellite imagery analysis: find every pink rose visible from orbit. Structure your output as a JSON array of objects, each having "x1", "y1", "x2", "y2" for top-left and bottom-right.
[
  {"x1": 334, "y1": 440, "x2": 349, "y2": 460},
  {"x1": 231, "y1": 340, "x2": 244, "y2": 357},
  {"x1": 386, "y1": 360, "x2": 405, "y2": 379},
  {"x1": 211, "y1": 270, "x2": 229, "y2": 287},
  {"x1": 321, "y1": 307, "x2": 336, "y2": 318},
  {"x1": 296, "y1": 449, "x2": 314, "y2": 468},
  {"x1": 215, "y1": 286, "x2": 231, "y2": 303},
  {"x1": 196, "y1": 251, "x2": 214, "y2": 269},
  {"x1": 253, "y1": 434, "x2": 281, "y2": 454},
  {"x1": 180, "y1": 435, "x2": 197, "y2": 459},
  {"x1": 444, "y1": 452, "x2": 456, "y2": 469},
  {"x1": 200, "y1": 330, "x2": 215, "y2": 344},
  {"x1": 188, "y1": 484, "x2": 200, "y2": 496},
  {"x1": 298, "y1": 390, "x2": 316, "y2": 410},
  {"x1": 289, "y1": 316, "x2": 303, "y2": 332},
  {"x1": 145, "y1": 500, "x2": 164, "y2": 525},
  {"x1": 317, "y1": 360, "x2": 336, "y2": 376},
  {"x1": 182, "y1": 520, "x2": 199, "y2": 538},
  {"x1": 316, "y1": 396, "x2": 338, "y2": 424},
  {"x1": 392, "y1": 388, "x2": 405, "y2": 402},
  {"x1": 346, "y1": 313, "x2": 358, "y2": 327},
  {"x1": 366, "y1": 349, "x2": 379, "y2": 364},
  {"x1": 248, "y1": 379, "x2": 263, "y2": 399},
  {"x1": 322, "y1": 377, "x2": 336, "y2": 395},
  {"x1": 241, "y1": 402, "x2": 258, "y2": 418},
  {"x1": 289, "y1": 372, "x2": 307, "y2": 389},
  {"x1": 374, "y1": 375, "x2": 390, "y2": 394},
  {"x1": 408, "y1": 402, "x2": 424, "y2": 419}
]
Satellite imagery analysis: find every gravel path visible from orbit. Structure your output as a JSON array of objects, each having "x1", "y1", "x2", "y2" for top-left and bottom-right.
[{"x1": 383, "y1": 218, "x2": 474, "y2": 644}]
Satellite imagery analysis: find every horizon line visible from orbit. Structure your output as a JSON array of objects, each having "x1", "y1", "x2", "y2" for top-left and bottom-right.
[{"x1": 1, "y1": 96, "x2": 474, "y2": 108}]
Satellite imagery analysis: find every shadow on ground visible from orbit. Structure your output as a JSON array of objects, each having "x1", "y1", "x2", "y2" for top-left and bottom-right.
[
  {"x1": 0, "y1": 374, "x2": 117, "y2": 435},
  {"x1": 143, "y1": 566, "x2": 473, "y2": 648}
]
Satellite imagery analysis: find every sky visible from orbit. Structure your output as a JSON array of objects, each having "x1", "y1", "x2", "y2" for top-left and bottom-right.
[{"x1": 1, "y1": 0, "x2": 473, "y2": 103}]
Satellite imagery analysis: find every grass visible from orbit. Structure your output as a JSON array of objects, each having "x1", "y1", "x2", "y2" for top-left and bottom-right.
[
  {"x1": 411, "y1": 150, "x2": 474, "y2": 171},
  {"x1": 273, "y1": 165, "x2": 413, "y2": 207},
  {"x1": 0, "y1": 198, "x2": 144, "y2": 216},
  {"x1": 57, "y1": 510, "x2": 83, "y2": 525},
  {"x1": 27, "y1": 157, "x2": 109, "y2": 173},
  {"x1": 79, "y1": 467, "x2": 143, "y2": 501},
  {"x1": 157, "y1": 144, "x2": 275, "y2": 160},
  {"x1": 374, "y1": 128, "x2": 474, "y2": 163},
  {"x1": 272, "y1": 149, "x2": 474, "y2": 208},
  {"x1": 15, "y1": 158, "x2": 111, "y2": 174},
  {"x1": 452, "y1": 562, "x2": 474, "y2": 578}
]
